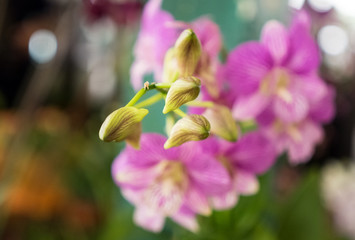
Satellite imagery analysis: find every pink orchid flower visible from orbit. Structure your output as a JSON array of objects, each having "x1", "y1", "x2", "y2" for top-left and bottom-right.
[
  {"x1": 112, "y1": 133, "x2": 231, "y2": 232},
  {"x1": 196, "y1": 132, "x2": 276, "y2": 209},
  {"x1": 257, "y1": 85, "x2": 335, "y2": 164},
  {"x1": 225, "y1": 12, "x2": 326, "y2": 122}
]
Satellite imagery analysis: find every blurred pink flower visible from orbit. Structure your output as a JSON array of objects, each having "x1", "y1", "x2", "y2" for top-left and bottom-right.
[
  {"x1": 225, "y1": 12, "x2": 326, "y2": 122},
  {"x1": 112, "y1": 133, "x2": 230, "y2": 232},
  {"x1": 130, "y1": 0, "x2": 177, "y2": 90},
  {"x1": 257, "y1": 85, "x2": 335, "y2": 164},
  {"x1": 196, "y1": 132, "x2": 276, "y2": 209}
]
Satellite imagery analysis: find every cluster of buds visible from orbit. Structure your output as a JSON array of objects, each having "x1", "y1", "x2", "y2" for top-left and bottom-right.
[{"x1": 99, "y1": 29, "x2": 238, "y2": 149}]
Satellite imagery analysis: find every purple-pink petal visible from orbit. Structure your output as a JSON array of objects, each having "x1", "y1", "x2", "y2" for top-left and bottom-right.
[
  {"x1": 225, "y1": 42, "x2": 273, "y2": 96},
  {"x1": 130, "y1": 0, "x2": 177, "y2": 90},
  {"x1": 171, "y1": 206, "x2": 199, "y2": 232},
  {"x1": 309, "y1": 85, "x2": 336, "y2": 124},
  {"x1": 235, "y1": 170, "x2": 259, "y2": 195},
  {"x1": 210, "y1": 189, "x2": 238, "y2": 210},
  {"x1": 186, "y1": 153, "x2": 231, "y2": 195},
  {"x1": 192, "y1": 17, "x2": 222, "y2": 59},
  {"x1": 261, "y1": 20, "x2": 289, "y2": 64},
  {"x1": 232, "y1": 93, "x2": 271, "y2": 120},
  {"x1": 284, "y1": 12, "x2": 320, "y2": 74},
  {"x1": 273, "y1": 90, "x2": 309, "y2": 123},
  {"x1": 184, "y1": 185, "x2": 211, "y2": 216},
  {"x1": 133, "y1": 207, "x2": 165, "y2": 232},
  {"x1": 287, "y1": 120, "x2": 324, "y2": 164},
  {"x1": 225, "y1": 131, "x2": 277, "y2": 174}
]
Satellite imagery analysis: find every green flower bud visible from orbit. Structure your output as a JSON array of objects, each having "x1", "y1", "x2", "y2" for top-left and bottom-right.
[
  {"x1": 99, "y1": 107, "x2": 149, "y2": 148},
  {"x1": 174, "y1": 29, "x2": 201, "y2": 76},
  {"x1": 164, "y1": 114, "x2": 210, "y2": 149},
  {"x1": 163, "y1": 76, "x2": 201, "y2": 114},
  {"x1": 204, "y1": 105, "x2": 239, "y2": 142},
  {"x1": 163, "y1": 48, "x2": 180, "y2": 83}
]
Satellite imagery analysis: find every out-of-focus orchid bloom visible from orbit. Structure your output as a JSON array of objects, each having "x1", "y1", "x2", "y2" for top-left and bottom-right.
[
  {"x1": 196, "y1": 132, "x2": 276, "y2": 210},
  {"x1": 257, "y1": 85, "x2": 335, "y2": 164},
  {"x1": 130, "y1": 0, "x2": 177, "y2": 90},
  {"x1": 112, "y1": 133, "x2": 230, "y2": 232},
  {"x1": 225, "y1": 12, "x2": 326, "y2": 122}
]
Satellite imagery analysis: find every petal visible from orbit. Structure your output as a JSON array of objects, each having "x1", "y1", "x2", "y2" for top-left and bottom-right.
[
  {"x1": 235, "y1": 170, "x2": 259, "y2": 195},
  {"x1": 186, "y1": 154, "x2": 231, "y2": 195},
  {"x1": 130, "y1": 0, "x2": 177, "y2": 90},
  {"x1": 287, "y1": 120, "x2": 324, "y2": 164},
  {"x1": 225, "y1": 42, "x2": 273, "y2": 96},
  {"x1": 171, "y1": 206, "x2": 199, "y2": 232},
  {"x1": 196, "y1": 136, "x2": 221, "y2": 156},
  {"x1": 192, "y1": 17, "x2": 222, "y2": 59},
  {"x1": 296, "y1": 73, "x2": 328, "y2": 105},
  {"x1": 273, "y1": 90, "x2": 309, "y2": 123},
  {"x1": 112, "y1": 151, "x2": 159, "y2": 190},
  {"x1": 309, "y1": 85, "x2": 336, "y2": 124},
  {"x1": 112, "y1": 133, "x2": 180, "y2": 190},
  {"x1": 225, "y1": 131, "x2": 277, "y2": 174},
  {"x1": 184, "y1": 186, "x2": 211, "y2": 216},
  {"x1": 139, "y1": 0, "x2": 177, "y2": 63},
  {"x1": 129, "y1": 133, "x2": 180, "y2": 165},
  {"x1": 301, "y1": 120, "x2": 324, "y2": 144},
  {"x1": 256, "y1": 106, "x2": 276, "y2": 127},
  {"x1": 261, "y1": 20, "x2": 289, "y2": 64},
  {"x1": 134, "y1": 207, "x2": 165, "y2": 232},
  {"x1": 121, "y1": 188, "x2": 142, "y2": 205},
  {"x1": 232, "y1": 93, "x2": 271, "y2": 120},
  {"x1": 210, "y1": 189, "x2": 238, "y2": 210},
  {"x1": 284, "y1": 12, "x2": 320, "y2": 74},
  {"x1": 142, "y1": 180, "x2": 184, "y2": 215}
]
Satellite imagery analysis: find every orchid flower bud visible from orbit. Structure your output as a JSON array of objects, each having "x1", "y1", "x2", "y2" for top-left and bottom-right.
[
  {"x1": 163, "y1": 48, "x2": 180, "y2": 83},
  {"x1": 164, "y1": 114, "x2": 210, "y2": 149},
  {"x1": 99, "y1": 106, "x2": 149, "y2": 148},
  {"x1": 204, "y1": 105, "x2": 239, "y2": 142},
  {"x1": 163, "y1": 76, "x2": 201, "y2": 114},
  {"x1": 174, "y1": 29, "x2": 201, "y2": 76}
]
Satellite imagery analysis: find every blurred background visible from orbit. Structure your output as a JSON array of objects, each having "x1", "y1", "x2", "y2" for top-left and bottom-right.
[{"x1": 0, "y1": 0, "x2": 355, "y2": 239}]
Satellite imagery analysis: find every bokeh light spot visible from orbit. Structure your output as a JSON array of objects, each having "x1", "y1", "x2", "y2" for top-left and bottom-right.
[
  {"x1": 318, "y1": 25, "x2": 349, "y2": 56},
  {"x1": 288, "y1": 0, "x2": 305, "y2": 10},
  {"x1": 28, "y1": 30, "x2": 58, "y2": 64},
  {"x1": 308, "y1": 0, "x2": 332, "y2": 12}
]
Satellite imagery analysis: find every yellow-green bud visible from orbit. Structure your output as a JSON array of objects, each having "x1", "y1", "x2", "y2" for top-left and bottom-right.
[
  {"x1": 174, "y1": 29, "x2": 201, "y2": 76},
  {"x1": 163, "y1": 76, "x2": 201, "y2": 114},
  {"x1": 204, "y1": 105, "x2": 239, "y2": 142},
  {"x1": 99, "y1": 106, "x2": 149, "y2": 148},
  {"x1": 164, "y1": 114, "x2": 210, "y2": 149},
  {"x1": 163, "y1": 48, "x2": 180, "y2": 83}
]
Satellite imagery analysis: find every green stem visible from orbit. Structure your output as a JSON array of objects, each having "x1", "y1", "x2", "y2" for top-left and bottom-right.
[
  {"x1": 126, "y1": 88, "x2": 147, "y2": 107},
  {"x1": 173, "y1": 108, "x2": 187, "y2": 117},
  {"x1": 185, "y1": 100, "x2": 215, "y2": 108},
  {"x1": 155, "y1": 83, "x2": 172, "y2": 89},
  {"x1": 134, "y1": 93, "x2": 163, "y2": 108},
  {"x1": 126, "y1": 83, "x2": 170, "y2": 107}
]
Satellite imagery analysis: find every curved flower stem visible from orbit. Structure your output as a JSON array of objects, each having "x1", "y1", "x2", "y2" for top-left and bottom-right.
[
  {"x1": 173, "y1": 108, "x2": 187, "y2": 117},
  {"x1": 134, "y1": 93, "x2": 164, "y2": 108},
  {"x1": 185, "y1": 100, "x2": 215, "y2": 108}
]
